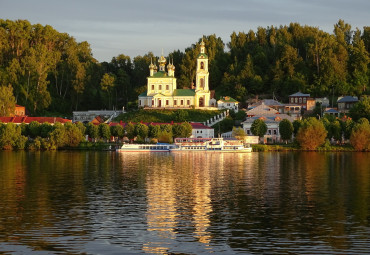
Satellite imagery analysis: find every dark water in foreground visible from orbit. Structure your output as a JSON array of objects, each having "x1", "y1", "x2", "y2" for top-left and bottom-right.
[{"x1": 0, "y1": 151, "x2": 369, "y2": 254}]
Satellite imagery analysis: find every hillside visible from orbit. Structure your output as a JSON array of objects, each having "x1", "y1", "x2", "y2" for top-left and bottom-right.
[{"x1": 114, "y1": 109, "x2": 223, "y2": 123}]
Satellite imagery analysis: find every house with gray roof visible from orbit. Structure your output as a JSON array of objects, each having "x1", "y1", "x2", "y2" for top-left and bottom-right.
[
  {"x1": 243, "y1": 104, "x2": 295, "y2": 143},
  {"x1": 337, "y1": 96, "x2": 358, "y2": 113},
  {"x1": 288, "y1": 92, "x2": 316, "y2": 111}
]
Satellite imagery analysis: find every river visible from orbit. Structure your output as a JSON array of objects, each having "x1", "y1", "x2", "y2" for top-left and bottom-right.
[{"x1": 0, "y1": 151, "x2": 369, "y2": 254}]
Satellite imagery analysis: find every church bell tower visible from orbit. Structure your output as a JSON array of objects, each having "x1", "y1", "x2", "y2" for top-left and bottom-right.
[{"x1": 195, "y1": 38, "x2": 209, "y2": 92}]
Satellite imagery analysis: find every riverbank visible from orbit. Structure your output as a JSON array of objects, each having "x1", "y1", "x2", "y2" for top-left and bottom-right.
[
  {"x1": 0, "y1": 141, "x2": 362, "y2": 152},
  {"x1": 251, "y1": 143, "x2": 356, "y2": 152}
]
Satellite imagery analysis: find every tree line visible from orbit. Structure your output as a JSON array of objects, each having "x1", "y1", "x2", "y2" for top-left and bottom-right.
[
  {"x1": 0, "y1": 121, "x2": 192, "y2": 150},
  {"x1": 0, "y1": 19, "x2": 369, "y2": 116},
  {"x1": 248, "y1": 114, "x2": 370, "y2": 151}
]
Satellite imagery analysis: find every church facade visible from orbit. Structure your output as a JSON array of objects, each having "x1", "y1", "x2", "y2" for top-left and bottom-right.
[{"x1": 138, "y1": 40, "x2": 211, "y2": 108}]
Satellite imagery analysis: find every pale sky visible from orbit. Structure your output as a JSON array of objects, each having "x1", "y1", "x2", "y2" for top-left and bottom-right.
[{"x1": 1, "y1": 0, "x2": 369, "y2": 62}]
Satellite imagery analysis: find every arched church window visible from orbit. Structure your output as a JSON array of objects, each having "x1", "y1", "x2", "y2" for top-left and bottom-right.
[
  {"x1": 200, "y1": 62, "x2": 204, "y2": 69},
  {"x1": 200, "y1": 78, "x2": 204, "y2": 88}
]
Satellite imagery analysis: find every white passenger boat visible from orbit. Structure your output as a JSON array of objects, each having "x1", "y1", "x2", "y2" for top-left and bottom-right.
[
  {"x1": 117, "y1": 143, "x2": 174, "y2": 152},
  {"x1": 170, "y1": 138, "x2": 252, "y2": 153}
]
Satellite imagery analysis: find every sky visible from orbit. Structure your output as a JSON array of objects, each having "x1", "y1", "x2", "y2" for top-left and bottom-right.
[{"x1": 1, "y1": 0, "x2": 369, "y2": 62}]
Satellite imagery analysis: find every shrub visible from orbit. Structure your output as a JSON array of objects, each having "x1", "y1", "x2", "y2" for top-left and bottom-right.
[
  {"x1": 296, "y1": 117, "x2": 327, "y2": 150},
  {"x1": 350, "y1": 120, "x2": 370, "y2": 151}
]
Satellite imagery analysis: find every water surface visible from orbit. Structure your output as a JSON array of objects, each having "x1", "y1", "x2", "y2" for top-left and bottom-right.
[{"x1": 0, "y1": 151, "x2": 369, "y2": 254}]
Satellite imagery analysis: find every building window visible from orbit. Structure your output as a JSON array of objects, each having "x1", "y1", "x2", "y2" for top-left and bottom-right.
[
  {"x1": 299, "y1": 98, "x2": 302, "y2": 103},
  {"x1": 200, "y1": 78, "x2": 204, "y2": 88},
  {"x1": 187, "y1": 100, "x2": 190, "y2": 105},
  {"x1": 174, "y1": 100, "x2": 177, "y2": 105},
  {"x1": 166, "y1": 100, "x2": 169, "y2": 106},
  {"x1": 303, "y1": 98, "x2": 306, "y2": 103},
  {"x1": 247, "y1": 130, "x2": 250, "y2": 135},
  {"x1": 201, "y1": 62, "x2": 204, "y2": 69},
  {"x1": 268, "y1": 130, "x2": 271, "y2": 135},
  {"x1": 159, "y1": 85, "x2": 162, "y2": 90},
  {"x1": 166, "y1": 85, "x2": 169, "y2": 90},
  {"x1": 152, "y1": 100, "x2": 154, "y2": 106},
  {"x1": 291, "y1": 98, "x2": 294, "y2": 103},
  {"x1": 139, "y1": 100, "x2": 141, "y2": 106},
  {"x1": 181, "y1": 100, "x2": 184, "y2": 105},
  {"x1": 274, "y1": 130, "x2": 277, "y2": 135},
  {"x1": 152, "y1": 85, "x2": 154, "y2": 90},
  {"x1": 295, "y1": 97, "x2": 298, "y2": 103}
]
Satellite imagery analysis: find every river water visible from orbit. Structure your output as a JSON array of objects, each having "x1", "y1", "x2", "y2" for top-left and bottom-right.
[{"x1": 0, "y1": 151, "x2": 369, "y2": 254}]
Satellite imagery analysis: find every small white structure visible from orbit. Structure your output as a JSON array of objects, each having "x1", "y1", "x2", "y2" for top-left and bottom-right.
[
  {"x1": 190, "y1": 123, "x2": 214, "y2": 138},
  {"x1": 72, "y1": 110, "x2": 123, "y2": 123},
  {"x1": 217, "y1": 96, "x2": 239, "y2": 112}
]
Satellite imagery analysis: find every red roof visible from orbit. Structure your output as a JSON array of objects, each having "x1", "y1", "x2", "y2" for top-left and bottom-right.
[
  {"x1": 108, "y1": 122, "x2": 213, "y2": 129},
  {"x1": 0, "y1": 116, "x2": 71, "y2": 124}
]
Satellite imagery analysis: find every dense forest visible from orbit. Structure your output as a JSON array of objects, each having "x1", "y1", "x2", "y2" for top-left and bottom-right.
[{"x1": 0, "y1": 19, "x2": 369, "y2": 116}]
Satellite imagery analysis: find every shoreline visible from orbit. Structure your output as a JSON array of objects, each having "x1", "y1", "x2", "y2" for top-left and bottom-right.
[{"x1": 0, "y1": 143, "x2": 365, "y2": 152}]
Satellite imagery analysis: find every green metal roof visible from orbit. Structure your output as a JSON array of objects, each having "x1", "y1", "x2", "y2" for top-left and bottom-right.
[
  {"x1": 219, "y1": 96, "x2": 238, "y2": 103},
  {"x1": 197, "y1": 53, "x2": 208, "y2": 59},
  {"x1": 150, "y1": 71, "x2": 168, "y2": 78},
  {"x1": 173, "y1": 89, "x2": 195, "y2": 97},
  {"x1": 139, "y1": 91, "x2": 147, "y2": 97}
]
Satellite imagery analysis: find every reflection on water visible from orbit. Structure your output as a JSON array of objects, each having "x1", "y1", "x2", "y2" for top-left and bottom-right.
[{"x1": 0, "y1": 151, "x2": 370, "y2": 254}]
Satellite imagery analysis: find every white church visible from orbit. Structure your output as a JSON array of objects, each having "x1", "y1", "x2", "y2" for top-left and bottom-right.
[{"x1": 138, "y1": 39, "x2": 212, "y2": 108}]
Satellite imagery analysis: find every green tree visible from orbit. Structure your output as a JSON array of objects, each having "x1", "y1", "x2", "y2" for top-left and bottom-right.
[
  {"x1": 160, "y1": 124, "x2": 173, "y2": 134},
  {"x1": 148, "y1": 124, "x2": 160, "y2": 138},
  {"x1": 110, "y1": 124, "x2": 124, "y2": 139},
  {"x1": 124, "y1": 122, "x2": 135, "y2": 140},
  {"x1": 251, "y1": 118, "x2": 267, "y2": 138},
  {"x1": 100, "y1": 73, "x2": 116, "y2": 109},
  {"x1": 232, "y1": 127, "x2": 246, "y2": 140},
  {"x1": 39, "y1": 122, "x2": 53, "y2": 138},
  {"x1": 350, "y1": 119, "x2": 370, "y2": 151},
  {"x1": 75, "y1": 122, "x2": 86, "y2": 136},
  {"x1": 180, "y1": 122, "x2": 192, "y2": 138},
  {"x1": 134, "y1": 123, "x2": 149, "y2": 140},
  {"x1": 340, "y1": 117, "x2": 354, "y2": 140},
  {"x1": 99, "y1": 123, "x2": 111, "y2": 141},
  {"x1": 279, "y1": 119, "x2": 294, "y2": 143},
  {"x1": 172, "y1": 122, "x2": 192, "y2": 138},
  {"x1": 64, "y1": 122, "x2": 84, "y2": 147},
  {"x1": 86, "y1": 122, "x2": 99, "y2": 141},
  {"x1": 0, "y1": 85, "x2": 16, "y2": 116},
  {"x1": 349, "y1": 96, "x2": 370, "y2": 121},
  {"x1": 0, "y1": 123, "x2": 26, "y2": 150},
  {"x1": 27, "y1": 121, "x2": 40, "y2": 138},
  {"x1": 292, "y1": 120, "x2": 302, "y2": 136},
  {"x1": 172, "y1": 123, "x2": 183, "y2": 139},
  {"x1": 296, "y1": 117, "x2": 327, "y2": 150},
  {"x1": 48, "y1": 123, "x2": 66, "y2": 148}
]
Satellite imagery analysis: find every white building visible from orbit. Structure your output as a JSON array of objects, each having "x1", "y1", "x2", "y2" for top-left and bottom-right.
[
  {"x1": 217, "y1": 96, "x2": 239, "y2": 112},
  {"x1": 190, "y1": 123, "x2": 214, "y2": 138},
  {"x1": 242, "y1": 104, "x2": 295, "y2": 143},
  {"x1": 138, "y1": 39, "x2": 211, "y2": 109}
]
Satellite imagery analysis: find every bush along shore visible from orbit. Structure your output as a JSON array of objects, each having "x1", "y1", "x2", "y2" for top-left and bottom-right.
[{"x1": 0, "y1": 115, "x2": 369, "y2": 152}]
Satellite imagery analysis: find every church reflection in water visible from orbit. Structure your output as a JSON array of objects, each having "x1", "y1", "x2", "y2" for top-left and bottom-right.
[{"x1": 143, "y1": 152, "x2": 214, "y2": 253}]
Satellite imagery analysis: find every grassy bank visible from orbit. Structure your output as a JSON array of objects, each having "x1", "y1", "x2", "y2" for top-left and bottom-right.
[
  {"x1": 114, "y1": 109, "x2": 223, "y2": 123},
  {"x1": 252, "y1": 143, "x2": 356, "y2": 152}
]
